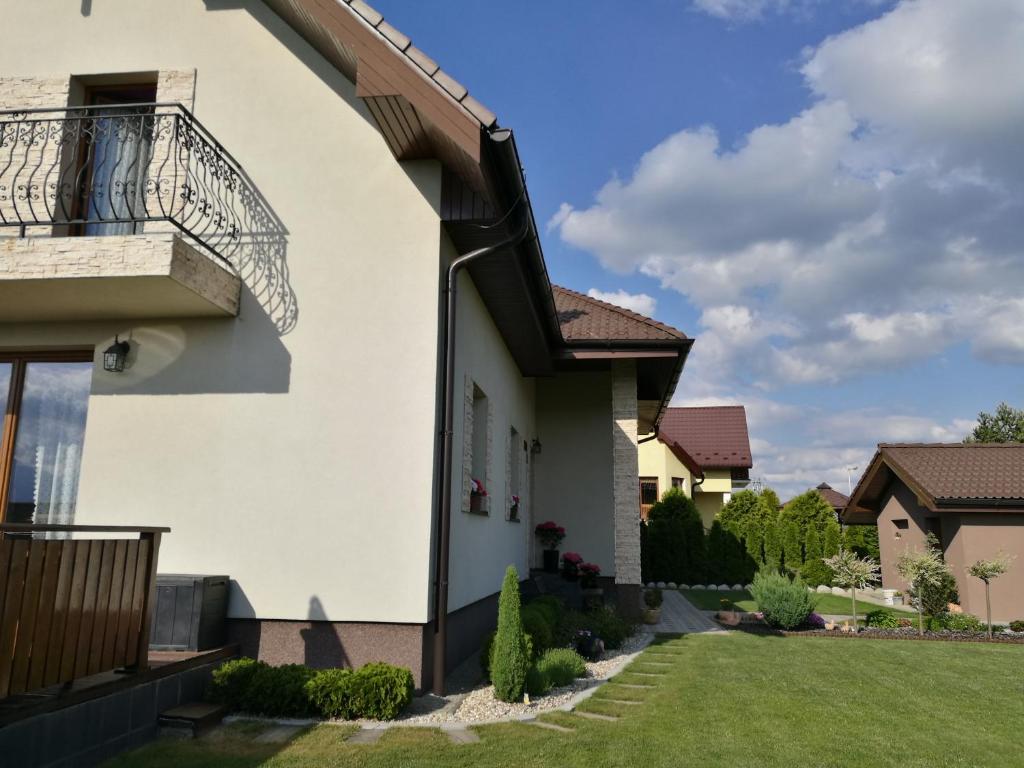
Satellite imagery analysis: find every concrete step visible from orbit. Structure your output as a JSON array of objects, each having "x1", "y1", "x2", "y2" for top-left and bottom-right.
[{"x1": 158, "y1": 702, "x2": 229, "y2": 739}]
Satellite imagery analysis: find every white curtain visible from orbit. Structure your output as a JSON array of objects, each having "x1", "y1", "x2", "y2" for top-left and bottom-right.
[{"x1": 84, "y1": 109, "x2": 153, "y2": 235}]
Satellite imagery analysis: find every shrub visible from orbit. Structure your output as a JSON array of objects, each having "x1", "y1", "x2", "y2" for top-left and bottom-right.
[
  {"x1": 781, "y1": 520, "x2": 803, "y2": 572},
  {"x1": 805, "y1": 612, "x2": 825, "y2": 629},
  {"x1": 491, "y1": 566, "x2": 530, "y2": 702},
  {"x1": 481, "y1": 630, "x2": 534, "y2": 681},
  {"x1": 521, "y1": 604, "x2": 554, "y2": 654},
  {"x1": 750, "y1": 571, "x2": 816, "y2": 630},
  {"x1": 938, "y1": 613, "x2": 985, "y2": 632},
  {"x1": 241, "y1": 663, "x2": 316, "y2": 717},
  {"x1": 644, "y1": 587, "x2": 663, "y2": 609},
  {"x1": 208, "y1": 657, "x2": 265, "y2": 708},
  {"x1": 645, "y1": 488, "x2": 706, "y2": 584},
  {"x1": 1010, "y1": 620, "x2": 1024, "y2": 633},
  {"x1": 348, "y1": 663, "x2": 414, "y2": 720},
  {"x1": 525, "y1": 664, "x2": 551, "y2": 696},
  {"x1": 799, "y1": 559, "x2": 834, "y2": 588},
  {"x1": 583, "y1": 606, "x2": 634, "y2": 650},
  {"x1": 305, "y1": 668, "x2": 355, "y2": 719},
  {"x1": 536, "y1": 648, "x2": 587, "y2": 688},
  {"x1": 823, "y1": 520, "x2": 841, "y2": 559},
  {"x1": 763, "y1": 522, "x2": 783, "y2": 572},
  {"x1": 527, "y1": 596, "x2": 564, "y2": 626},
  {"x1": 864, "y1": 609, "x2": 901, "y2": 629},
  {"x1": 717, "y1": 489, "x2": 760, "y2": 538}
]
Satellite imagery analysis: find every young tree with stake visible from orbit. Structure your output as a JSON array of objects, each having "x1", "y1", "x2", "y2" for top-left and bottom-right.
[
  {"x1": 896, "y1": 544, "x2": 949, "y2": 636},
  {"x1": 968, "y1": 555, "x2": 1013, "y2": 639},
  {"x1": 824, "y1": 550, "x2": 880, "y2": 627}
]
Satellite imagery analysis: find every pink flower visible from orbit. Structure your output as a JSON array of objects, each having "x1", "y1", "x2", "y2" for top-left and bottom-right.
[
  {"x1": 562, "y1": 552, "x2": 583, "y2": 565},
  {"x1": 579, "y1": 563, "x2": 601, "y2": 575},
  {"x1": 470, "y1": 478, "x2": 487, "y2": 496}
]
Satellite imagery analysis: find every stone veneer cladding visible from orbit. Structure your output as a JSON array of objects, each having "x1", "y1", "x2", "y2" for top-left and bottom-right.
[{"x1": 611, "y1": 359, "x2": 641, "y2": 585}]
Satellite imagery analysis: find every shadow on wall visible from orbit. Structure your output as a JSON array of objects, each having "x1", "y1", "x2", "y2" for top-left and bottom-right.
[{"x1": 300, "y1": 596, "x2": 348, "y2": 669}]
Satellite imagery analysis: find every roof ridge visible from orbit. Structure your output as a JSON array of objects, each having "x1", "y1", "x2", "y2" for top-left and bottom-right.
[
  {"x1": 342, "y1": 0, "x2": 498, "y2": 127},
  {"x1": 882, "y1": 442, "x2": 1024, "y2": 448},
  {"x1": 552, "y1": 285, "x2": 687, "y2": 340},
  {"x1": 666, "y1": 405, "x2": 746, "y2": 412}
]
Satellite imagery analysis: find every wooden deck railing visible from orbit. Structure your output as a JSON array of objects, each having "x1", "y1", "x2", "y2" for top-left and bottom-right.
[{"x1": 0, "y1": 524, "x2": 169, "y2": 699}]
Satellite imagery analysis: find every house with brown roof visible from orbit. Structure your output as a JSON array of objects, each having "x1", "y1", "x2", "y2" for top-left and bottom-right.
[
  {"x1": 843, "y1": 444, "x2": 1024, "y2": 622},
  {"x1": 0, "y1": 0, "x2": 692, "y2": 695},
  {"x1": 781, "y1": 483, "x2": 849, "y2": 517},
  {"x1": 637, "y1": 406, "x2": 753, "y2": 526}
]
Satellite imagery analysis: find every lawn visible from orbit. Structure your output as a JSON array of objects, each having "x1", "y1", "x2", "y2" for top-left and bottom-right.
[
  {"x1": 681, "y1": 588, "x2": 914, "y2": 616},
  {"x1": 106, "y1": 632, "x2": 1023, "y2": 768}
]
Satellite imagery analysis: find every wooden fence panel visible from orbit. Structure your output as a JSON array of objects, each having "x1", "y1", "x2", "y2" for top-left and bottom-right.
[{"x1": 0, "y1": 526, "x2": 167, "y2": 699}]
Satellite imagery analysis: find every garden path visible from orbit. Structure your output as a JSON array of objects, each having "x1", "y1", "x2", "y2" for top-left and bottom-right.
[{"x1": 646, "y1": 590, "x2": 726, "y2": 634}]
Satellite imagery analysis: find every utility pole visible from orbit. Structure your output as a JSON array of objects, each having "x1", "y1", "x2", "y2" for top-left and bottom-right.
[{"x1": 845, "y1": 466, "x2": 858, "y2": 496}]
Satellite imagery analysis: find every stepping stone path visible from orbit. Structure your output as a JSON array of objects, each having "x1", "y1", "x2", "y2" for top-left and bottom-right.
[
  {"x1": 444, "y1": 726, "x2": 480, "y2": 744},
  {"x1": 346, "y1": 728, "x2": 384, "y2": 745},
  {"x1": 595, "y1": 699, "x2": 642, "y2": 706},
  {"x1": 614, "y1": 683, "x2": 656, "y2": 689},
  {"x1": 253, "y1": 725, "x2": 303, "y2": 744},
  {"x1": 526, "y1": 720, "x2": 575, "y2": 733},
  {"x1": 574, "y1": 711, "x2": 619, "y2": 722}
]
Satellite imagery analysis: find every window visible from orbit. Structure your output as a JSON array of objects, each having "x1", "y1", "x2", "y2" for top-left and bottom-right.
[
  {"x1": 671, "y1": 476, "x2": 686, "y2": 492},
  {"x1": 464, "y1": 381, "x2": 490, "y2": 514},
  {"x1": 893, "y1": 518, "x2": 909, "y2": 539},
  {"x1": 508, "y1": 427, "x2": 524, "y2": 521},
  {"x1": 1, "y1": 353, "x2": 94, "y2": 526},
  {"x1": 639, "y1": 477, "x2": 659, "y2": 521}
]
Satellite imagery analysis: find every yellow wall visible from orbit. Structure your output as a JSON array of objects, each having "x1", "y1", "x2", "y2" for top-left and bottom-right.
[{"x1": 637, "y1": 438, "x2": 694, "y2": 500}]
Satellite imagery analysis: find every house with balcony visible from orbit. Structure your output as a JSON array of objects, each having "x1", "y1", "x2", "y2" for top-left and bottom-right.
[
  {"x1": 0, "y1": 0, "x2": 692, "y2": 718},
  {"x1": 637, "y1": 406, "x2": 752, "y2": 526}
]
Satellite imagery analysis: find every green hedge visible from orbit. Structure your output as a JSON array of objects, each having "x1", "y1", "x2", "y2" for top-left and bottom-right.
[{"x1": 209, "y1": 658, "x2": 413, "y2": 720}]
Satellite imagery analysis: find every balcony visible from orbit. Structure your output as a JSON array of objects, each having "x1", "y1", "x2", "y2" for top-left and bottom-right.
[{"x1": 0, "y1": 104, "x2": 246, "y2": 322}]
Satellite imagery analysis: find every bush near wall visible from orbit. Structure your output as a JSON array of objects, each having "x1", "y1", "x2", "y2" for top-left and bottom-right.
[{"x1": 209, "y1": 658, "x2": 413, "y2": 720}]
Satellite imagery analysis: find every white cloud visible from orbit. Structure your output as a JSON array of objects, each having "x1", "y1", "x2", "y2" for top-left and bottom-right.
[
  {"x1": 586, "y1": 288, "x2": 657, "y2": 317},
  {"x1": 554, "y1": 0, "x2": 1024, "y2": 386},
  {"x1": 693, "y1": 0, "x2": 888, "y2": 23}
]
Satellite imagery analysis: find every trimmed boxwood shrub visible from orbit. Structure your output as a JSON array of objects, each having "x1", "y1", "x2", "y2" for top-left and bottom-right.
[
  {"x1": 209, "y1": 657, "x2": 264, "y2": 708},
  {"x1": 864, "y1": 609, "x2": 901, "y2": 629},
  {"x1": 521, "y1": 604, "x2": 554, "y2": 654},
  {"x1": 750, "y1": 571, "x2": 816, "y2": 630},
  {"x1": 305, "y1": 668, "x2": 355, "y2": 719},
  {"x1": 349, "y1": 663, "x2": 414, "y2": 720},
  {"x1": 525, "y1": 664, "x2": 551, "y2": 696},
  {"x1": 1010, "y1": 620, "x2": 1024, "y2": 633},
  {"x1": 242, "y1": 663, "x2": 316, "y2": 717},
  {"x1": 537, "y1": 648, "x2": 586, "y2": 688}
]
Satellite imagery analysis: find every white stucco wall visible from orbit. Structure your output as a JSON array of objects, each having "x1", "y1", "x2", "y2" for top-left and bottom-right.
[
  {"x1": 0, "y1": 1, "x2": 444, "y2": 624},
  {"x1": 446, "y1": 234, "x2": 535, "y2": 612},
  {"x1": 533, "y1": 372, "x2": 616, "y2": 577}
]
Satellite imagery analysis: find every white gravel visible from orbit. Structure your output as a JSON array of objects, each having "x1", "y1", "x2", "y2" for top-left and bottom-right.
[{"x1": 392, "y1": 632, "x2": 652, "y2": 726}]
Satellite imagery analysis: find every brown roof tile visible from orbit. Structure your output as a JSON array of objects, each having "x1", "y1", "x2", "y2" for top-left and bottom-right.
[
  {"x1": 657, "y1": 406, "x2": 752, "y2": 469},
  {"x1": 551, "y1": 286, "x2": 687, "y2": 342},
  {"x1": 882, "y1": 443, "x2": 1024, "y2": 502},
  {"x1": 342, "y1": 0, "x2": 497, "y2": 128},
  {"x1": 814, "y1": 482, "x2": 850, "y2": 510}
]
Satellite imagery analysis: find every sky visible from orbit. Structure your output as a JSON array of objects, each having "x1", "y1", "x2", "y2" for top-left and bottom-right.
[{"x1": 371, "y1": 0, "x2": 1024, "y2": 498}]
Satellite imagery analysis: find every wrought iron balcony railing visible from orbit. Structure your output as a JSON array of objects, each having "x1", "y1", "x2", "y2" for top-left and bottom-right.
[{"x1": 0, "y1": 103, "x2": 247, "y2": 268}]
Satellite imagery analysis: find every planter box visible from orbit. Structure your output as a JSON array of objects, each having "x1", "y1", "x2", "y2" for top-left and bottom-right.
[{"x1": 151, "y1": 574, "x2": 229, "y2": 651}]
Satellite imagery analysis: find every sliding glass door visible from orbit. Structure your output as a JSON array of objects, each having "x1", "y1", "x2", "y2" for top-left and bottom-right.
[{"x1": 0, "y1": 354, "x2": 94, "y2": 526}]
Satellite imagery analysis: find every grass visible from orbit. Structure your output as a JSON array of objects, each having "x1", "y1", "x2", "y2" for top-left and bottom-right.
[
  {"x1": 106, "y1": 632, "x2": 1024, "y2": 768},
  {"x1": 682, "y1": 588, "x2": 915, "y2": 616}
]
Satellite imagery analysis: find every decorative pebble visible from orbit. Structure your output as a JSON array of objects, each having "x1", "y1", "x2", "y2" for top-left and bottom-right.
[
  {"x1": 646, "y1": 582, "x2": 655, "y2": 588},
  {"x1": 717, "y1": 584, "x2": 730, "y2": 591},
  {"x1": 692, "y1": 584, "x2": 706, "y2": 590},
  {"x1": 816, "y1": 585, "x2": 831, "y2": 593},
  {"x1": 744, "y1": 584, "x2": 753, "y2": 590}
]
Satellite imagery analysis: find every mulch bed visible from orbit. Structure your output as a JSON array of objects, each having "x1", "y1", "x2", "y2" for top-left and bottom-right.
[{"x1": 723, "y1": 622, "x2": 1024, "y2": 645}]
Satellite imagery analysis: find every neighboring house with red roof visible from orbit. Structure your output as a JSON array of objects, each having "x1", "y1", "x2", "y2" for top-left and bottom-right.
[
  {"x1": 843, "y1": 444, "x2": 1024, "y2": 621},
  {"x1": 637, "y1": 406, "x2": 753, "y2": 526},
  {"x1": 0, "y1": 0, "x2": 692, "y2": 698}
]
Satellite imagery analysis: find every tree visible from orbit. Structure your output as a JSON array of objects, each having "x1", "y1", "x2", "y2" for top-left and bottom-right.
[
  {"x1": 780, "y1": 490, "x2": 834, "y2": 541},
  {"x1": 966, "y1": 402, "x2": 1024, "y2": 443},
  {"x1": 843, "y1": 525, "x2": 880, "y2": 561},
  {"x1": 491, "y1": 565, "x2": 529, "y2": 702},
  {"x1": 717, "y1": 490, "x2": 759, "y2": 538},
  {"x1": 825, "y1": 550, "x2": 880, "y2": 626},
  {"x1": 782, "y1": 520, "x2": 803, "y2": 572},
  {"x1": 646, "y1": 488, "x2": 706, "y2": 584},
  {"x1": 706, "y1": 520, "x2": 730, "y2": 583},
  {"x1": 763, "y1": 521, "x2": 783, "y2": 572},
  {"x1": 968, "y1": 555, "x2": 1013, "y2": 638},
  {"x1": 744, "y1": 529, "x2": 763, "y2": 568},
  {"x1": 759, "y1": 488, "x2": 781, "y2": 512},
  {"x1": 805, "y1": 526, "x2": 822, "y2": 563},
  {"x1": 823, "y1": 519, "x2": 841, "y2": 558},
  {"x1": 896, "y1": 538, "x2": 952, "y2": 636}
]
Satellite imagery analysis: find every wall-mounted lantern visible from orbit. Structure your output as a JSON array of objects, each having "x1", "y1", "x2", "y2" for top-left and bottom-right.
[
  {"x1": 531, "y1": 438, "x2": 543, "y2": 455},
  {"x1": 103, "y1": 336, "x2": 131, "y2": 373}
]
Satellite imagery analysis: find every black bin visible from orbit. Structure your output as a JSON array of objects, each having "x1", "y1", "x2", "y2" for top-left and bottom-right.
[{"x1": 151, "y1": 574, "x2": 229, "y2": 651}]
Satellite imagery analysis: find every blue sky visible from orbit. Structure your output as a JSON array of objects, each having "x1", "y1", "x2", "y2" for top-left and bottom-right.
[{"x1": 372, "y1": 0, "x2": 1024, "y2": 497}]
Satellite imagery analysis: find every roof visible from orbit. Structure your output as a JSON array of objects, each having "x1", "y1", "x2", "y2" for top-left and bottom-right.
[
  {"x1": 814, "y1": 483, "x2": 850, "y2": 510},
  {"x1": 843, "y1": 443, "x2": 1024, "y2": 523},
  {"x1": 656, "y1": 406, "x2": 753, "y2": 470},
  {"x1": 552, "y1": 286, "x2": 688, "y2": 342}
]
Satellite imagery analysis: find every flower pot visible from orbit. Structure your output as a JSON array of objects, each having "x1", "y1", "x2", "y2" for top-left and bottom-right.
[
  {"x1": 542, "y1": 549, "x2": 560, "y2": 574},
  {"x1": 643, "y1": 607, "x2": 661, "y2": 625}
]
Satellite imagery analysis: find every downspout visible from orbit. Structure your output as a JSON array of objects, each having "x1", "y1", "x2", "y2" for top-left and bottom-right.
[{"x1": 432, "y1": 219, "x2": 527, "y2": 696}]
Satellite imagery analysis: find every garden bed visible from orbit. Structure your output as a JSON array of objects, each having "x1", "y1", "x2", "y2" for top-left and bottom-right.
[
  {"x1": 395, "y1": 632, "x2": 652, "y2": 725},
  {"x1": 723, "y1": 621, "x2": 1024, "y2": 644}
]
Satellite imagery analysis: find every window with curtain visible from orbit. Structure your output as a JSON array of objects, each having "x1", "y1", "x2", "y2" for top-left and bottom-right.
[{"x1": 1, "y1": 356, "x2": 93, "y2": 527}]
